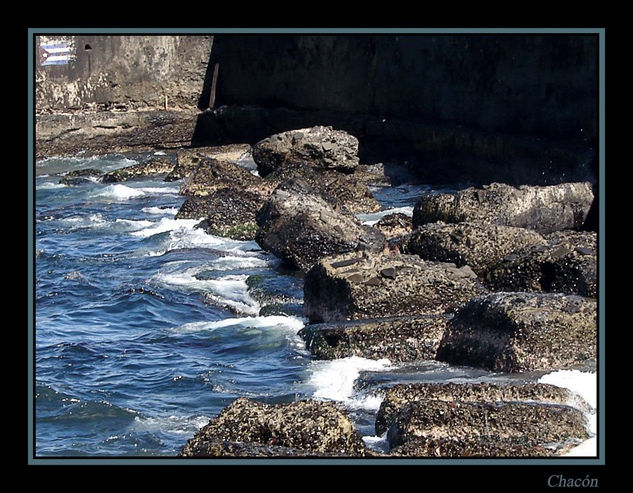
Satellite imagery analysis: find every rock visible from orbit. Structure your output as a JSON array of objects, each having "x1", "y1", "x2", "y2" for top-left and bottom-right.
[
  {"x1": 436, "y1": 292, "x2": 597, "y2": 372},
  {"x1": 299, "y1": 315, "x2": 450, "y2": 362},
  {"x1": 375, "y1": 382, "x2": 591, "y2": 436},
  {"x1": 407, "y1": 222, "x2": 546, "y2": 277},
  {"x1": 303, "y1": 251, "x2": 488, "y2": 323},
  {"x1": 388, "y1": 436, "x2": 557, "y2": 457},
  {"x1": 373, "y1": 213, "x2": 413, "y2": 240},
  {"x1": 100, "y1": 158, "x2": 175, "y2": 183},
  {"x1": 252, "y1": 126, "x2": 360, "y2": 176},
  {"x1": 177, "y1": 439, "x2": 344, "y2": 457},
  {"x1": 59, "y1": 168, "x2": 102, "y2": 185},
  {"x1": 165, "y1": 144, "x2": 251, "y2": 181},
  {"x1": 485, "y1": 231, "x2": 597, "y2": 297},
  {"x1": 178, "y1": 158, "x2": 262, "y2": 197},
  {"x1": 353, "y1": 163, "x2": 392, "y2": 186},
  {"x1": 255, "y1": 178, "x2": 385, "y2": 271},
  {"x1": 180, "y1": 398, "x2": 367, "y2": 457},
  {"x1": 263, "y1": 164, "x2": 380, "y2": 214},
  {"x1": 412, "y1": 182, "x2": 594, "y2": 234}
]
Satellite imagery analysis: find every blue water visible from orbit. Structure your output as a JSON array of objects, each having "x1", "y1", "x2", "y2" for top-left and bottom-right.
[{"x1": 34, "y1": 153, "x2": 490, "y2": 456}]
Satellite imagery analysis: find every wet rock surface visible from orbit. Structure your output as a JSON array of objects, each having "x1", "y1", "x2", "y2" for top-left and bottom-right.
[
  {"x1": 59, "y1": 168, "x2": 103, "y2": 185},
  {"x1": 407, "y1": 222, "x2": 546, "y2": 277},
  {"x1": 180, "y1": 398, "x2": 367, "y2": 457},
  {"x1": 412, "y1": 182, "x2": 594, "y2": 234},
  {"x1": 436, "y1": 292, "x2": 597, "y2": 372},
  {"x1": 299, "y1": 315, "x2": 450, "y2": 362},
  {"x1": 304, "y1": 251, "x2": 488, "y2": 323},
  {"x1": 165, "y1": 144, "x2": 251, "y2": 182},
  {"x1": 388, "y1": 436, "x2": 557, "y2": 457},
  {"x1": 100, "y1": 158, "x2": 175, "y2": 183},
  {"x1": 252, "y1": 126, "x2": 360, "y2": 176},
  {"x1": 178, "y1": 158, "x2": 262, "y2": 197},
  {"x1": 255, "y1": 178, "x2": 385, "y2": 271},
  {"x1": 485, "y1": 230, "x2": 597, "y2": 297},
  {"x1": 375, "y1": 382, "x2": 589, "y2": 436}
]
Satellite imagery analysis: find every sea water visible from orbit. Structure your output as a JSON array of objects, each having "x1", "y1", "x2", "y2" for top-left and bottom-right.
[{"x1": 33, "y1": 153, "x2": 597, "y2": 456}]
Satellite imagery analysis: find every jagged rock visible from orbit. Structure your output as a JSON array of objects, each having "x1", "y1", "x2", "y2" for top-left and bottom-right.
[
  {"x1": 177, "y1": 440, "x2": 347, "y2": 457},
  {"x1": 255, "y1": 178, "x2": 385, "y2": 271},
  {"x1": 407, "y1": 222, "x2": 546, "y2": 277},
  {"x1": 100, "y1": 158, "x2": 175, "y2": 183},
  {"x1": 252, "y1": 126, "x2": 360, "y2": 176},
  {"x1": 299, "y1": 315, "x2": 449, "y2": 362},
  {"x1": 59, "y1": 168, "x2": 102, "y2": 185},
  {"x1": 412, "y1": 182, "x2": 594, "y2": 234},
  {"x1": 485, "y1": 230, "x2": 597, "y2": 297},
  {"x1": 436, "y1": 292, "x2": 597, "y2": 372},
  {"x1": 386, "y1": 400, "x2": 588, "y2": 453},
  {"x1": 353, "y1": 163, "x2": 392, "y2": 186},
  {"x1": 178, "y1": 158, "x2": 263, "y2": 197},
  {"x1": 373, "y1": 213, "x2": 413, "y2": 240},
  {"x1": 375, "y1": 382, "x2": 590, "y2": 436},
  {"x1": 263, "y1": 164, "x2": 380, "y2": 214},
  {"x1": 388, "y1": 436, "x2": 557, "y2": 457},
  {"x1": 303, "y1": 251, "x2": 487, "y2": 323},
  {"x1": 180, "y1": 398, "x2": 367, "y2": 457},
  {"x1": 165, "y1": 144, "x2": 251, "y2": 181}
]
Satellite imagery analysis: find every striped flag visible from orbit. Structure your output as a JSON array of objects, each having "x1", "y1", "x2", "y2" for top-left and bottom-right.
[{"x1": 39, "y1": 41, "x2": 75, "y2": 66}]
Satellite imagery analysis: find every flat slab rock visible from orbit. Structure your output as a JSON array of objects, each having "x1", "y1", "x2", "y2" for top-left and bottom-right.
[
  {"x1": 180, "y1": 398, "x2": 367, "y2": 457},
  {"x1": 485, "y1": 230, "x2": 597, "y2": 297},
  {"x1": 436, "y1": 292, "x2": 597, "y2": 372},
  {"x1": 375, "y1": 382, "x2": 591, "y2": 436},
  {"x1": 100, "y1": 158, "x2": 175, "y2": 183},
  {"x1": 407, "y1": 221, "x2": 546, "y2": 277},
  {"x1": 165, "y1": 144, "x2": 251, "y2": 181},
  {"x1": 255, "y1": 178, "x2": 385, "y2": 271},
  {"x1": 412, "y1": 182, "x2": 594, "y2": 234},
  {"x1": 252, "y1": 126, "x2": 360, "y2": 176},
  {"x1": 299, "y1": 314, "x2": 450, "y2": 362},
  {"x1": 304, "y1": 251, "x2": 488, "y2": 323}
]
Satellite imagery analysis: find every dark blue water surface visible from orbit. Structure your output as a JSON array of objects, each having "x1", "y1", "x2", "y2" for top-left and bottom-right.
[{"x1": 34, "y1": 153, "x2": 491, "y2": 456}]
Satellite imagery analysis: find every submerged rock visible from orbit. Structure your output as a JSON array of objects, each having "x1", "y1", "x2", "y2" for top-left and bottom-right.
[
  {"x1": 407, "y1": 222, "x2": 546, "y2": 277},
  {"x1": 485, "y1": 230, "x2": 597, "y2": 297},
  {"x1": 178, "y1": 158, "x2": 263, "y2": 197},
  {"x1": 375, "y1": 382, "x2": 590, "y2": 436},
  {"x1": 436, "y1": 292, "x2": 597, "y2": 372},
  {"x1": 303, "y1": 251, "x2": 487, "y2": 323},
  {"x1": 165, "y1": 144, "x2": 251, "y2": 182},
  {"x1": 180, "y1": 398, "x2": 367, "y2": 457},
  {"x1": 255, "y1": 178, "x2": 385, "y2": 271},
  {"x1": 100, "y1": 159, "x2": 175, "y2": 183},
  {"x1": 299, "y1": 315, "x2": 449, "y2": 362},
  {"x1": 59, "y1": 168, "x2": 102, "y2": 185},
  {"x1": 412, "y1": 182, "x2": 594, "y2": 234},
  {"x1": 252, "y1": 126, "x2": 360, "y2": 176}
]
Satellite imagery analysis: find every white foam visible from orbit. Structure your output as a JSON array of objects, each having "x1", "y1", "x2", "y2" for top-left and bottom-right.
[
  {"x1": 538, "y1": 370, "x2": 598, "y2": 457},
  {"x1": 153, "y1": 151, "x2": 167, "y2": 156},
  {"x1": 132, "y1": 414, "x2": 210, "y2": 436},
  {"x1": 36, "y1": 181, "x2": 67, "y2": 190},
  {"x1": 130, "y1": 218, "x2": 200, "y2": 238},
  {"x1": 91, "y1": 184, "x2": 145, "y2": 200},
  {"x1": 58, "y1": 213, "x2": 108, "y2": 229},
  {"x1": 308, "y1": 356, "x2": 393, "y2": 405},
  {"x1": 136, "y1": 185, "x2": 180, "y2": 195},
  {"x1": 356, "y1": 206, "x2": 414, "y2": 226},
  {"x1": 141, "y1": 207, "x2": 179, "y2": 216},
  {"x1": 173, "y1": 315, "x2": 305, "y2": 333},
  {"x1": 113, "y1": 218, "x2": 155, "y2": 231},
  {"x1": 210, "y1": 255, "x2": 270, "y2": 271},
  {"x1": 152, "y1": 268, "x2": 260, "y2": 315}
]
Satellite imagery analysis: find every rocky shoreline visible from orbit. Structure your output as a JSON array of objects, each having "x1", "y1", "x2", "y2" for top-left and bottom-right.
[{"x1": 57, "y1": 125, "x2": 598, "y2": 458}]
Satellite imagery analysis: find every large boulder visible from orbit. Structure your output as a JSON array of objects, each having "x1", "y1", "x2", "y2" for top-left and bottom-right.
[
  {"x1": 373, "y1": 213, "x2": 413, "y2": 241},
  {"x1": 375, "y1": 382, "x2": 591, "y2": 436},
  {"x1": 303, "y1": 252, "x2": 488, "y2": 323},
  {"x1": 165, "y1": 144, "x2": 251, "y2": 182},
  {"x1": 298, "y1": 315, "x2": 450, "y2": 362},
  {"x1": 436, "y1": 292, "x2": 597, "y2": 372},
  {"x1": 412, "y1": 182, "x2": 594, "y2": 234},
  {"x1": 255, "y1": 178, "x2": 385, "y2": 271},
  {"x1": 485, "y1": 230, "x2": 597, "y2": 297},
  {"x1": 252, "y1": 126, "x2": 360, "y2": 176},
  {"x1": 263, "y1": 163, "x2": 380, "y2": 214},
  {"x1": 180, "y1": 398, "x2": 367, "y2": 457},
  {"x1": 407, "y1": 222, "x2": 546, "y2": 277},
  {"x1": 100, "y1": 158, "x2": 175, "y2": 183},
  {"x1": 178, "y1": 158, "x2": 263, "y2": 197}
]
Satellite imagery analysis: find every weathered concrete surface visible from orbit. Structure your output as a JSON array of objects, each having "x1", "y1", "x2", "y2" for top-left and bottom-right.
[
  {"x1": 303, "y1": 252, "x2": 487, "y2": 323},
  {"x1": 407, "y1": 222, "x2": 546, "y2": 277},
  {"x1": 180, "y1": 398, "x2": 367, "y2": 457},
  {"x1": 298, "y1": 315, "x2": 449, "y2": 362},
  {"x1": 485, "y1": 230, "x2": 597, "y2": 297},
  {"x1": 255, "y1": 178, "x2": 385, "y2": 271},
  {"x1": 436, "y1": 292, "x2": 597, "y2": 372},
  {"x1": 412, "y1": 182, "x2": 594, "y2": 234},
  {"x1": 375, "y1": 382, "x2": 590, "y2": 436}
]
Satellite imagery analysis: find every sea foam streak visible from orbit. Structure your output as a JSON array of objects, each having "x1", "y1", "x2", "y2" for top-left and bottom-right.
[
  {"x1": 172, "y1": 315, "x2": 305, "y2": 334},
  {"x1": 91, "y1": 184, "x2": 145, "y2": 200}
]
